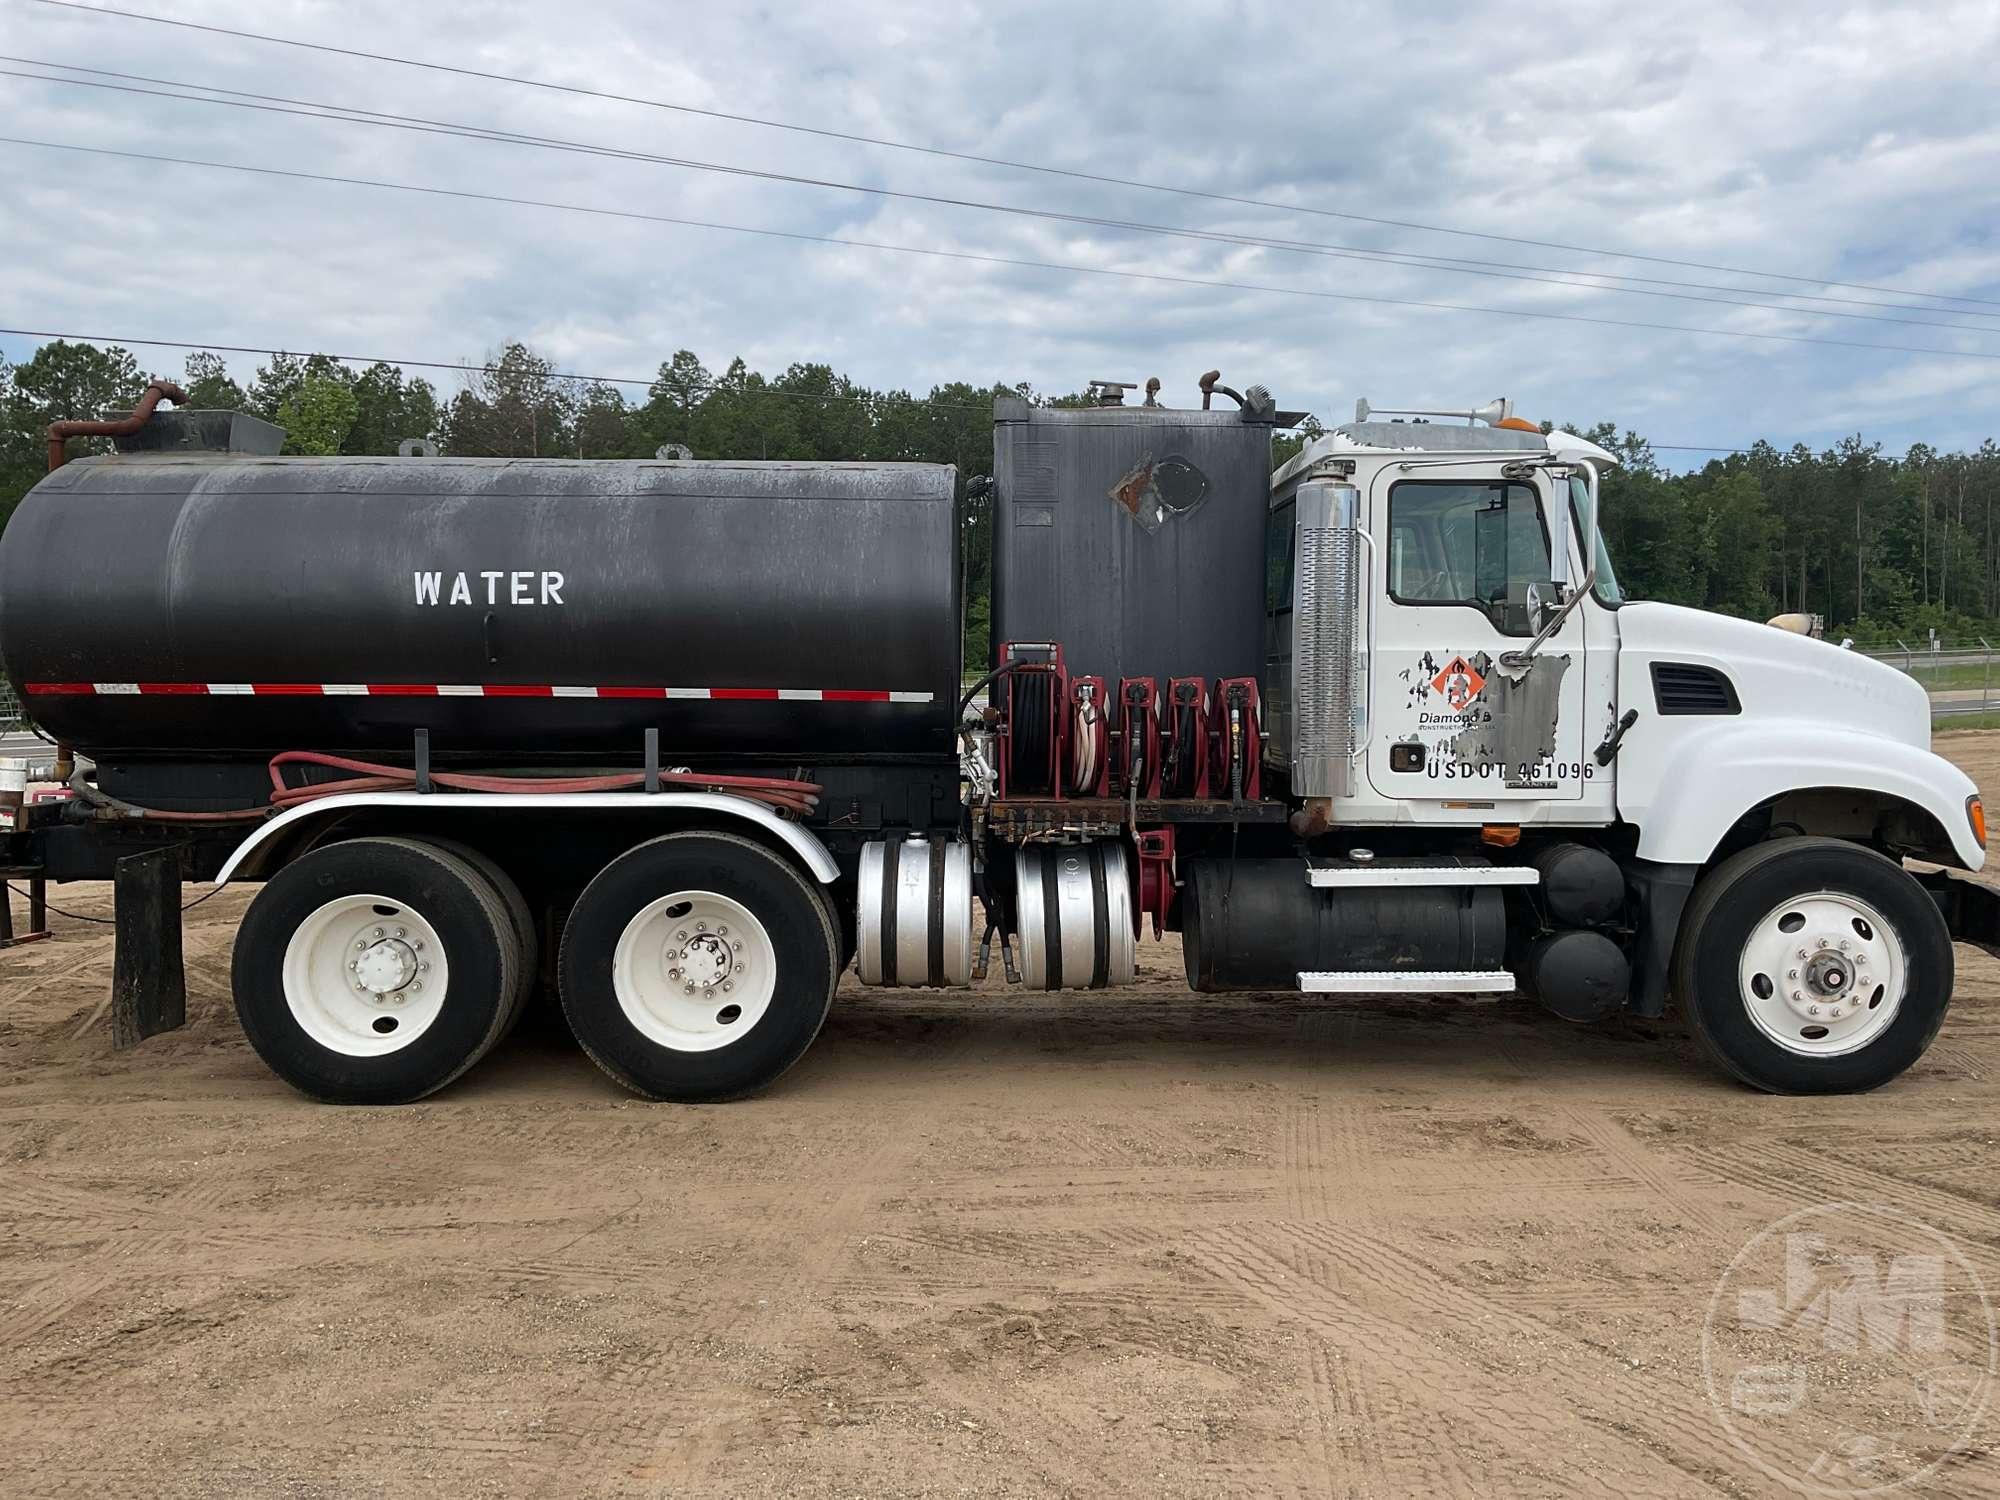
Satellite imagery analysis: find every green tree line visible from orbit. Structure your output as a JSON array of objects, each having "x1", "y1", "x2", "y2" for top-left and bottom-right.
[{"x1": 7, "y1": 338, "x2": 2000, "y2": 657}]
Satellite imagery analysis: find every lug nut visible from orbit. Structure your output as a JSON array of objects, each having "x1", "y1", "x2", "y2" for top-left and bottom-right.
[
  {"x1": 676, "y1": 930, "x2": 688, "y2": 942},
  {"x1": 349, "y1": 959, "x2": 359, "y2": 970},
  {"x1": 732, "y1": 940, "x2": 742, "y2": 952},
  {"x1": 695, "y1": 921, "x2": 707, "y2": 932},
  {"x1": 684, "y1": 984, "x2": 696, "y2": 995},
  {"x1": 395, "y1": 927, "x2": 407, "y2": 939},
  {"x1": 374, "y1": 927, "x2": 385, "y2": 938},
  {"x1": 722, "y1": 981, "x2": 733, "y2": 993},
  {"x1": 1788, "y1": 969, "x2": 1798, "y2": 979}
]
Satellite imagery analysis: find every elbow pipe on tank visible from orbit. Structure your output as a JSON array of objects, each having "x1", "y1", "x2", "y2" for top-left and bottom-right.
[
  {"x1": 46, "y1": 380, "x2": 191, "y2": 472},
  {"x1": 1198, "y1": 369, "x2": 1244, "y2": 411}
]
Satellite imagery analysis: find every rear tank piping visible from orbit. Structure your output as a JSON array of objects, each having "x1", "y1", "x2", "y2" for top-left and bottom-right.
[{"x1": 45, "y1": 380, "x2": 190, "y2": 472}]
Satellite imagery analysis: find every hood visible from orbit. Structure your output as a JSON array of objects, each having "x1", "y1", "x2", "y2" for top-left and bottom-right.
[{"x1": 1616, "y1": 602, "x2": 1929, "y2": 749}]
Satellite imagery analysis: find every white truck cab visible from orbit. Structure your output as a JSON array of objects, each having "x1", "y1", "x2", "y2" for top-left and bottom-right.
[{"x1": 1267, "y1": 398, "x2": 1997, "y2": 1092}]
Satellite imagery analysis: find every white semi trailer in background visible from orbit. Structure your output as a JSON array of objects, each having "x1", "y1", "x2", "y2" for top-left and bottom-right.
[{"x1": 4, "y1": 379, "x2": 1994, "y2": 1103}]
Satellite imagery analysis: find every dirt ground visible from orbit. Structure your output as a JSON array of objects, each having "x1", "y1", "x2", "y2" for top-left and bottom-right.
[{"x1": 6, "y1": 742, "x2": 2000, "y2": 1497}]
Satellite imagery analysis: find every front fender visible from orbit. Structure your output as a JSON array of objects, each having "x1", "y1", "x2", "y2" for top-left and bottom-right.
[{"x1": 1621, "y1": 724, "x2": 1984, "y2": 870}]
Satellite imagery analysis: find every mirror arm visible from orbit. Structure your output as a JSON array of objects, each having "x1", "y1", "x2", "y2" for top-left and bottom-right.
[{"x1": 1498, "y1": 460, "x2": 1598, "y2": 678}]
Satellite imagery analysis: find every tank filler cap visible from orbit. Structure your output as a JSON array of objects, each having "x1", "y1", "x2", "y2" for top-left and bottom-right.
[{"x1": 398, "y1": 438, "x2": 438, "y2": 458}]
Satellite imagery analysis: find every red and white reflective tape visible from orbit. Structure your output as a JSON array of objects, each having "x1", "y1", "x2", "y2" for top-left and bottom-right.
[{"x1": 25, "y1": 681, "x2": 935, "y2": 703}]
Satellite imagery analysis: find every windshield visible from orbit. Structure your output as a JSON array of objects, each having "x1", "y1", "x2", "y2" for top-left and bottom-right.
[{"x1": 1570, "y1": 473, "x2": 1624, "y2": 605}]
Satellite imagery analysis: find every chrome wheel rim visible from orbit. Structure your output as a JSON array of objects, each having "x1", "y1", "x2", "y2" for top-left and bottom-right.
[
  {"x1": 1736, "y1": 891, "x2": 1905, "y2": 1057},
  {"x1": 611, "y1": 890, "x2": 776, "y2": 1052}
]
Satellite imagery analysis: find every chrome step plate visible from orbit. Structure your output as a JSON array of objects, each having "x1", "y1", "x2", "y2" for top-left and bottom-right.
[
  {"x1": 1296, "y1": 970, "x2": 1516, "y2": 994},
  {"x1": 1306, "y1": 864, "x2": 1539, "y2": 888}
]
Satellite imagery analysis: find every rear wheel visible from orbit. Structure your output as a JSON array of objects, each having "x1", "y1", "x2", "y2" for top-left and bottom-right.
[
  {"x1": 558, "y1": 831, "x2": 838, "y2": 1101},
  {"x1": 1674, "y1": 837, "x2": 1952, "y2": 1093},
  {"x1": 232, "y1": 837, "x2": 518, "y2": 1103},
  {"x1": 424, "y1": 838, "x2": 539, "y2": 1032}
]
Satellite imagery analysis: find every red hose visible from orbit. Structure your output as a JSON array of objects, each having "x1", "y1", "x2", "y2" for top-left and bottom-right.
[{"x1": 266, "y1": 751, "x2": 821, "y2": 817}]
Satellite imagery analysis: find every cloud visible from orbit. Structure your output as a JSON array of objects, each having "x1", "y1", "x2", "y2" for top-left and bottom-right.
[{"x1": 2, "y1": 0, "x2": 1997, "y2": 462}]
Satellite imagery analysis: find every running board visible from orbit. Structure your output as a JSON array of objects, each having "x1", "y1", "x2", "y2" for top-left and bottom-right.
[
  {"x1": 1296, "y1": 970, "x2": 1517, "y2": 994},
  {"x1": 1306, "y1": 863, "x2": 1538, "y2": 888}
]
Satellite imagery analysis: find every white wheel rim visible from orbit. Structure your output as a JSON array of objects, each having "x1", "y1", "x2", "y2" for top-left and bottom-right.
[
  {"x1": 282, "y1": 894, "x2": 452, "y2": 1056},
  {"x1": 611, "y1": 889, "x2": 777, "y2": 1052},
  {"x1": 1736, "y1": 891, "x2": 1906, "y2": 1057}
]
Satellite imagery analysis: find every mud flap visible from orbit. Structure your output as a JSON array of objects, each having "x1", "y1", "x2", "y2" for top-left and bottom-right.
[{"x1": 1917, "y1": 869, "x2": 2000, "y2": 959}]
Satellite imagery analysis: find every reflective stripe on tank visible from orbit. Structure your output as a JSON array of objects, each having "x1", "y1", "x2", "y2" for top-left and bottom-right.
[{"x1": 25, "y1": 682, "x2": 935, "y2": 702}]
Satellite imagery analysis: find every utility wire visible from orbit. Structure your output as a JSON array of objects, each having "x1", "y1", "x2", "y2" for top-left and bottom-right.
[
  {"x1": 8, "y1": 64, "x2": 2000, "y2": 342},
  {"x1": 10, "y1": 55, "x2": 1997, "y2": 331},
  {"x1": 0, "y1": 327, "x2": 1795, "y2": 455},
  {"x1": 8, "y1": 135, "x2": 2000, "y2": 373},
  {"x1": 0, "y1": 321, "x2": 1004, "y2": 414},
  {"x1": 25, "y1": 0, "x2": 2000, "y2": 313}
]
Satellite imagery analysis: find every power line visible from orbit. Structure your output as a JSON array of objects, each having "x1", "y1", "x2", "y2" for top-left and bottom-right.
[
  {"x1": 0, "y1": 328, "x2": 1840, "y2": 456},
  {"x1": 12, "y1": 55, "x2": 1997, "y2": 331},
  {"x1": 26, "y1": 0, "x2": 2000, "y2": 314},
  {"x1": 10, "y1": 134, "x2": 2000, "y2": 371},
  {"x1": 10, "y1": 64, "x2": 2000, "y2": 343},
  {"x1": 0, "y1": 324, "x2": 1007, "y2": 413}
]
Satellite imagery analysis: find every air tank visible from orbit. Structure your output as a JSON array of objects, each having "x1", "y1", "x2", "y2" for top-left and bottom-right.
[{"x1": 0, "y1": 424, "x2": 961, "y2": 763}]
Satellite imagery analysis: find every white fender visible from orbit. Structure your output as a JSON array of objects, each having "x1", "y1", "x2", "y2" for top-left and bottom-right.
[
  {"x1": 1624, "y1": 724, "x2": 1984, "y2": 870},
  {"x1": 213, "y1": 791, "x2": 841, "y2": 886}
]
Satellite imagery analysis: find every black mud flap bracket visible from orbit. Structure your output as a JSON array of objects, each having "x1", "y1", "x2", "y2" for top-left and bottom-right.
[{"x1": 1917, "y1": 869, "x2": 2000, "y2": 958}]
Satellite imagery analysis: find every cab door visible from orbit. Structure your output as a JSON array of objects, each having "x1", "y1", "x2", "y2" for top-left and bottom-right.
[{"x1": 1365, "y1": 463, "x2": 1587, "y2": 804}]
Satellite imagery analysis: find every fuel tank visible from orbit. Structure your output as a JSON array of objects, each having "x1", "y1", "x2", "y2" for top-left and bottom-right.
[{"x1": 0, "y1": 438, "x2": 961, "y2": 762}]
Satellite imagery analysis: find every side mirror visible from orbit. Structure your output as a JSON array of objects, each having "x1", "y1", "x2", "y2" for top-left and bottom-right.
[
  {"x1": 1547, "y1": 477, "x2": 1573, "y2": 590},
  {"x1": 1473, "y1": 501, "x2": 1507, "y2": 605}
]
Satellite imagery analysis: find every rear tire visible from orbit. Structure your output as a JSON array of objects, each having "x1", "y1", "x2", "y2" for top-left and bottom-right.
[
  {"x1": 232, "y1": 837, "x2": 519, "y2": 1104},
  {"x1": 1673, "y1": 837, "x2": 1952, "y2": 1093},
  {"x1": 558, "y1": 831, "x2": 838, "y2": 1101},
  {"x1": 424, "y1": 838, "x2": 539, "y2": 1033}
]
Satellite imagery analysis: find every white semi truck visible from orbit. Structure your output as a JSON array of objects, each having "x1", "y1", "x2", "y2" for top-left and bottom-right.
[{"x1": 4, "y1": 380, "x2": 1993, "y2": 1103}]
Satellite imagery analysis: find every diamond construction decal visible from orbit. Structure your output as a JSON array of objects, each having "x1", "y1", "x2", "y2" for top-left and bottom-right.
[{"x1": 1430, "y1": 655, "x2": 1485, "y2": 710}]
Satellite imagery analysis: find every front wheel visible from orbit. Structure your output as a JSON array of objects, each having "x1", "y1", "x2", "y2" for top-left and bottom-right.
[
  {"x1": 1674, "y1": 837, "x2": 1953, "y2": 1093},
  {"x1": 558, "y1": 831, "x2": 838, "y2": 1101}
]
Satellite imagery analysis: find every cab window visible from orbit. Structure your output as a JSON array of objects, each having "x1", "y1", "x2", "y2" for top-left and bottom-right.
[{"x1": 1387, "y1": 480, "x2": 1553, "y2": 636}]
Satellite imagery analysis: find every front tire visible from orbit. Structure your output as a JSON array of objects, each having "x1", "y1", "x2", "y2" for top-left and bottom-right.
[
  {"x1": 232, "y1": 837, "x2": 519, "y2": 1103},
  {"x1": 558, "y1": 832, "x2": 838, "y2": 1101},
  {"x1": 1674, "y1": 837, "x2": 1953, "y2": 1093}
]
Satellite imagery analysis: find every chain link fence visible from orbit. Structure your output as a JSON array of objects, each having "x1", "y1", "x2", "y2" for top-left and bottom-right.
[{"x1": 1858, "y1": 639, "x2": 2000, "y2": 719}]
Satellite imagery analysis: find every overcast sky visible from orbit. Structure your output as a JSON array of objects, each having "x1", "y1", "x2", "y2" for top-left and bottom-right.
[{"x1": 3, "y1": 0, "x2": 1998, "y2": 464}]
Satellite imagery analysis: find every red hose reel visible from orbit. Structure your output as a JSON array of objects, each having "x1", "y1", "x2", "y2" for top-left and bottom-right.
[{"x1": 996, "y1": 648, "x2": 1261, "y2": 805}]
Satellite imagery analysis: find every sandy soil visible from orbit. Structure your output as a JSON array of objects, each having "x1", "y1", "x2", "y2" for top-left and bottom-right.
[{"x1": 4, "y1": 742, "x2": 2000, "y2": 1497}]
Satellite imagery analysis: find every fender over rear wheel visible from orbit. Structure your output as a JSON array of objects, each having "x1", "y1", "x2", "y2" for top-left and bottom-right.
[
  {"x1": 558, "y1": 831, "x2": 838, "y2": 1101},
  {"x1": 1673, "y1": 837, "x2": 1953, "y2": 1094},
  {"x1": 232, "y1": 837, "x2": 519, "y2": 1104}
]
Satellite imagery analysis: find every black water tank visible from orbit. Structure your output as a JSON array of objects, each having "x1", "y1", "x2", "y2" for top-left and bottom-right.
[{"x1": 0, "y1": 444, "x2": 961, "y2": 761}]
